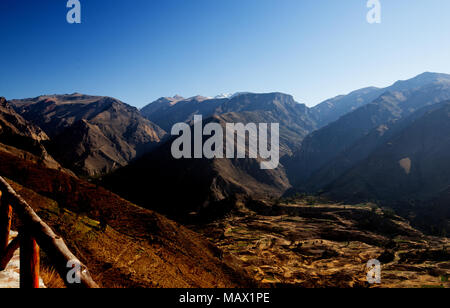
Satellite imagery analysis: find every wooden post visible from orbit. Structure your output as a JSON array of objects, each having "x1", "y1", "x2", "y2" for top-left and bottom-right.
[
  {"x1": 20, "y1": 230, "x2": 40, "y2": 288},
  {"x1": 0, "y1": 236, "x2": 20, "y2": 270},
  {"x1": 0, "y1": 177, "x2": 98, "y2": 288},
  {"x1": 0, "y1": 191, "x2": 13, "y2": 262}
]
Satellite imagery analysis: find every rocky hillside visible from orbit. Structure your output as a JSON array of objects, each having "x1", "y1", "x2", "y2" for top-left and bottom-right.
[
  {"x1": 103, "y1": 93, "x2": 322, "y2": 221},
  {"x1": 286, "y1": 72, "x2": 450, "y2": 189},
  {"x1": 322, "y1": 101, "x2": 450, "y2": 232},
  {"x1": 311, "y1": 87, "x2": 384, "y2": 128},
  {"x1": 103, "y1": 115, "x2": 291, "y2": 221},
  {"x1": 141, "y1": 95, "x2": 224, "y2": 132},
  {"x1": 113, "y1": 73, "x2": 450, "y2": 226},
  {"x1": 0, "y1": 147, "x2": 255, "y2": 288},
  {"x1": 11, "y1": 94, "x2": 166, "y2": 176},
  {"x1": 142, "y1": 92, "x2": 317, "y2": 156},
  {"x1": 0, "y1": 97, "x2": 48, "y2": 142},
  {"x1": 0, "y1": 97, "x2": 63, "y2": 171}
]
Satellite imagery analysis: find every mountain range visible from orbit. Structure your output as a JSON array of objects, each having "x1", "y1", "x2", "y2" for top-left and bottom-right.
[
  {"x1": 286, "y1": 72, "x2": 450, "y2": 191},
  {"x1": 104, "y1": 92, "x2": 322, "y2": 219},
  {"x1": 323, "y1": 100, "x2": 450, "y2": 231},
  {"x1": 10, "y1": 94, "x2": 166, "y2": 176},
  {"x1": 2, "y1": 72, "x2": 450, "y2": 233},
  {"x1": 1, "y1": 72, "x2": 450, "y2": 288}
]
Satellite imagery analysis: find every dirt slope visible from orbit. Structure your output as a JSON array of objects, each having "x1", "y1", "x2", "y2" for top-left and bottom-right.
[{"x1": 0, "y1": 149, "x2": 254, "y2": 288}]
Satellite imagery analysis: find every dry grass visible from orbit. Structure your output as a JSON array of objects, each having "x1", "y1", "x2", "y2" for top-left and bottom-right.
[
  {"x1": 0, "y1": 149, "x2": 257, "y2": 288},
  {"x1": 40, "y1": 265, "x2": 66, "y2": 289}
]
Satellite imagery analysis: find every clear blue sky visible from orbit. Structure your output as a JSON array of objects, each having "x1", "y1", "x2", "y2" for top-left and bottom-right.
[{"x1": 1, "y1": 0, "x2": 450, "y2": 108}]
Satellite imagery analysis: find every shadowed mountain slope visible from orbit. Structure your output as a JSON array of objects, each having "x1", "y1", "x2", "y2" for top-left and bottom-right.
[
  {"x1": 0, "y1": 146, "x2": 255, "y2": 288},
  {"x1": 103, "y1": 115, "x2": 291, "y2": 222},
  {"x1": 326, "y1": 101, "x2": 450, "y2": 203},
  {"x1": 105, "y1": 93, "x2": 320, "y2": 221},
  {"x1": 320, "y1": 101, "x2": 450, "y2": 233},
  {"x1": 311, "y1": 87, "x2": 384, "y2": 128},
  {"x1": 286, "y1": 72, "x2": 450, "y2": 188}
]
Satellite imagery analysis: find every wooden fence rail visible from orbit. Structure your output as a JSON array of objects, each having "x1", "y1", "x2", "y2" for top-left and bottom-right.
[{"x1": 0, "y1": 176, "x2": 99, "y2": 288}]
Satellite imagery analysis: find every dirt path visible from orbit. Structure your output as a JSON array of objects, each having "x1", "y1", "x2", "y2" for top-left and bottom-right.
[{"x1": 0, "y1": 231, "x2": 45, "y2": 288}]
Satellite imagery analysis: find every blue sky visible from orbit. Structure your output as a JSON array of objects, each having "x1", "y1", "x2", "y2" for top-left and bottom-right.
[{"x1": 1, "y1": 0, "x2": 450, "y2": 108}]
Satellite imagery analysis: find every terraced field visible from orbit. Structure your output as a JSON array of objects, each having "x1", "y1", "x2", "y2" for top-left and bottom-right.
[{"x1": 195, "y1": 200, "x2": 450, "y2": 288}]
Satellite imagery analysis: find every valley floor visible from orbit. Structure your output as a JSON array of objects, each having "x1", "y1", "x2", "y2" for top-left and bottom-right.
[{"x1": 194, "y1": 201, "x2": 450, "y2": 288}]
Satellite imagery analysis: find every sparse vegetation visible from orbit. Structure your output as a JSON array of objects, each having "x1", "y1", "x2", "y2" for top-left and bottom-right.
[
  {"x1": 0, "y1": 152, "x2": 256, "y2": 288},
  {"x1": 40, "y1": 265, "x2": 66, "y2": 289},
  {"x1": 382, "y1": 207, "x2": 397, "y2": 219},
  {"x1": 196, "y1": 200, "x2": 450, "y2": 288}
]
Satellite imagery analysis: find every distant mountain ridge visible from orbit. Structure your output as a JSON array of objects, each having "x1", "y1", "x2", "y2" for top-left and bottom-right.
[
  {"x1": 326, "y1": 100, "x2": 450, "y2": 203},
  {"x1": 5, "y1": 72, "x2": 450, "y2": 231},
  {"x1": 103, "y1": 114, "x2": 292, "y2": 220},
  {"x1": 311, "y1": 87, "x2": 384, "y2": 128},
  {"x1": 285, "y1": 72, "x2": 450, "y2": 189},
  {"x1": 104, "y1": 92, "x2": 317, "y2": 219},
  {"x1": 142, "y1": 92, "x2": 318, "y2": 157},
  {"x1": 105, "y1": 72, "x2": 450, "y2": 228},
  {"x1": 11, "y1": 94, "x2": 166, "y2": 176}
]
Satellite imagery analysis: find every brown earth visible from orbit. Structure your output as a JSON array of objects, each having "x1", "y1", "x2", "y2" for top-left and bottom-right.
[
  {"x1": 0, "y1": 147, "x2": 255, "y2": 288},
  {"x1": 194, "y1": 199, "x2": 449, "y2": 288}
]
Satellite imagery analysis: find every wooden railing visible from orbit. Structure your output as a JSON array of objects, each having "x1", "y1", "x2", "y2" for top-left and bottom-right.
[{"x1": 0, "y1": 176, "x2": 99, "y2": 288}]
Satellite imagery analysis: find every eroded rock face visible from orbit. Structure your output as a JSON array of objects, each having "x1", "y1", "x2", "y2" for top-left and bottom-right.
[
  {"x1": 10, "y1": 94, "x2": 166, "y2": 176},
  {"x1": 0, "y1": 97, "x2": 63, "y2": 171},
  {"x1": 0, "y1": 97, "x2": 49, "y2": 143}
]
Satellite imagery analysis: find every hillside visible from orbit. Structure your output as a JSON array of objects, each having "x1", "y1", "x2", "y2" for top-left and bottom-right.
[
  {"x1": 141, "y1": 95, "x2": 224, "y2": 132},
  {"x1": 0, "y1": 97, "x2": 64, "y2": 171},
  {"x1": 0, "y1": 146, "x2": 255, "y2": 288},
  {"x1": 286, "y1": 72, "x2": 450, "y2": 188},
  {"x1": 322, "y1": 101, "x2": 450, "y2": 233},
  {"x1": 142, "y1": 92, "x2": 317, "y2": 156},
  {"x1": 104, "y1": 93, "x2": 323, "y2": 220},
  {"x1": 103, "y1": 115, "x2": 291, "y2": 221},
  {"x1": 311, "y1": 87, "x2": 384, "y2": 128},
  {"x1": 0, "y1": 97, "x2": 48, "y2": 142},
  {"x1": 11, "y1": 94, "x2": 166, "y2": 176}
]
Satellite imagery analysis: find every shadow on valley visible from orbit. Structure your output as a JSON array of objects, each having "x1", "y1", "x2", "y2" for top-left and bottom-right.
[{"x1": 101, "y1": 116, "x2": 289, "y2": 224}]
